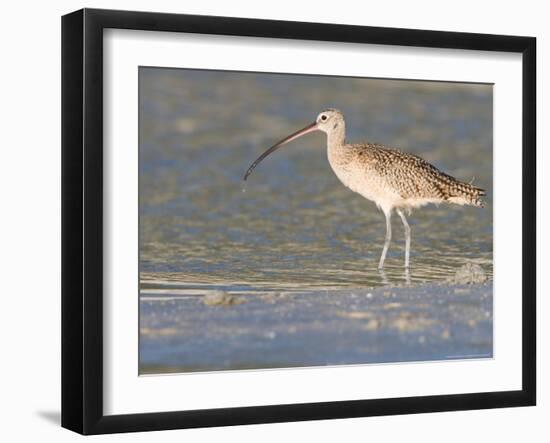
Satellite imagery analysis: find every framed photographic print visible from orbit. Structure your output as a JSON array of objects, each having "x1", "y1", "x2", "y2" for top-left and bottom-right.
[{"x1": 61, "y1": 8, "x2": 536, "y2": 435}]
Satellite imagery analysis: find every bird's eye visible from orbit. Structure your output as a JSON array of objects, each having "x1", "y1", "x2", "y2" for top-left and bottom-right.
[{"x1": 321, "y1": 115, "x2": 327, "y2": 121}]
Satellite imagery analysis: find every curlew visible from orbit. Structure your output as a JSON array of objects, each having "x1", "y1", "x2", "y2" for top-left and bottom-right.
[{"x1": 243, "y1": 109, "x2": 485, "y2": 269}]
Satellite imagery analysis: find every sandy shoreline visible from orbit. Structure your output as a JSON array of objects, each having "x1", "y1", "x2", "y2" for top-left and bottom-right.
[{"x1": 139, "y1": 280, "x2": 492, "y2": 374}]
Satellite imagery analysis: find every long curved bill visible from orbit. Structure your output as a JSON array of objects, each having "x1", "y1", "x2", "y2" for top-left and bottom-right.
[{"x1": 243, "y1": 121, "x2": 319, "y2": 181}]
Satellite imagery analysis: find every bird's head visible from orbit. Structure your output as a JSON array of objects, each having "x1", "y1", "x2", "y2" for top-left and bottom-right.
[{"x1": 315, "y1": 108, "x2": 345, "y2": 134}]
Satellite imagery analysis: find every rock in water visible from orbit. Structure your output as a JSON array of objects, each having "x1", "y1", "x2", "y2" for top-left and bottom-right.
[{"x1": 452, "y1": 262, "x2": 487, "y2": 285}]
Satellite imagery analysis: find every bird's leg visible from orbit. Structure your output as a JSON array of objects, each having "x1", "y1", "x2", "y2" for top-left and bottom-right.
[
  {"x1": 378, "y1": 210, "x2": 392, "y2": 269},
  {"x1": 396, "y1": 208, "x2": 411, "y2": 269}
]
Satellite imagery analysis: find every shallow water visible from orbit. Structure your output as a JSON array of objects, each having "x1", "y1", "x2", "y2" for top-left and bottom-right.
[{"x1": 139, "y1": 68, "x2": 493, "y2": 293}]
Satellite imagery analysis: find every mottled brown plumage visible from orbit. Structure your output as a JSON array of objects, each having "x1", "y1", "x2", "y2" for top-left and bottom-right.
[
  {"x1": 243, "y1": 108, "x2": 486, "y2": 269},
  {"x1": 347, "y1": 143, "x2": 486, "y2": 208}
]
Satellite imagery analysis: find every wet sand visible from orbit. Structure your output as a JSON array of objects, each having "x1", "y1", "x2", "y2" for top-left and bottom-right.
[{"x1": 139, "y1": 281, "x2": 492, "y2": 374}]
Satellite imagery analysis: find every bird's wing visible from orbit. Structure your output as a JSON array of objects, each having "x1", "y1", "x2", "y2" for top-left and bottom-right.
[{"x1": 366, "y1": 144, "x2": 485, "y2": 206}]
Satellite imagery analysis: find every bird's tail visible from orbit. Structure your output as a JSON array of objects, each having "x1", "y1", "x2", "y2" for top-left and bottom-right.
[{"x1": 446, "y1": 180, "x2": 486, "y2": 208}]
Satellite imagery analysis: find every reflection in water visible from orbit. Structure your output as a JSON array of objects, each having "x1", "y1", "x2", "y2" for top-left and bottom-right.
[
  {"x1": 139, "y1": 68, "x2": 493, "y2": 292},
  {"x1": 378, "y1": 268, "x2": 412, "y2": 286},
  {"x1": 404, "y1": 268, "x2": 411, "y2": 285},
  {"x1": 378, "y1": 269, "x2": 389, "y2": 286}
]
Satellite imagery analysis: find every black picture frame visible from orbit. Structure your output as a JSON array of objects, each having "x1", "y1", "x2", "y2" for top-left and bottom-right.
[{"x1": 61, "y1": 8, "x2": 536, "y2": 435}]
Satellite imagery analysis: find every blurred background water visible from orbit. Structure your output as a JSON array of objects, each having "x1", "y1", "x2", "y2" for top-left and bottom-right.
[{"x1": 139, "y1": 67, "x2": 492, "y2": 293}]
